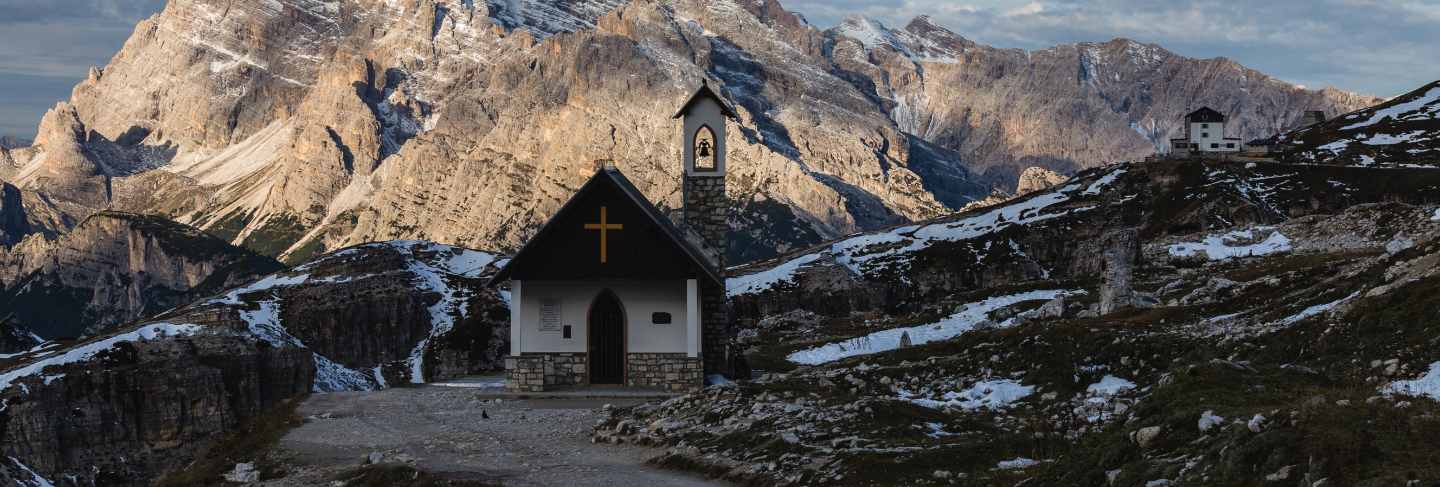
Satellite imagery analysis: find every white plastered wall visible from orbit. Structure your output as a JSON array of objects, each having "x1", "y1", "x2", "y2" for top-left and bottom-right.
[{"x1": 515, "y1": 280, "x2": 693, "y2": 354}]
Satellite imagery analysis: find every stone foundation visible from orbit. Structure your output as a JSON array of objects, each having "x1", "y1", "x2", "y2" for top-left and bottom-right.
[
  {"x1": 626, "y1": 353, "x2": 703, "y2": 392},
  {"x1": 505, "y1": 353, "x2": 587, "y2": 392},
  {"x1": 507, "y1": 352, "x2": 702, "y2": 392}
]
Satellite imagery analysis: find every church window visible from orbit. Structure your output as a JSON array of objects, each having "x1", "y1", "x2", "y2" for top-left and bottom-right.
[{"x1": 693, "y1": 125, "x2": 716, "y2": 171}]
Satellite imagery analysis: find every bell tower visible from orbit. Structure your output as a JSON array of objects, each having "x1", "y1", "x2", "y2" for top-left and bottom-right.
[
  {"x1": 673, "y1": 81, "x2": 737, "y2": 268},
  {"x1": 673, "y1": 81, "x2": 738, "y2": 376}
]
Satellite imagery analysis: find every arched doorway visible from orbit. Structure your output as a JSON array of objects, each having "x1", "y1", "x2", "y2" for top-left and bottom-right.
[{"x1": 588, "y1": 290, "x2": 626, "y2": 384}]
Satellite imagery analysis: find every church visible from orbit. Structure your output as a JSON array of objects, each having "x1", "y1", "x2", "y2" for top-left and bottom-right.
[{"x1": 490, "y1": 83, "x2": 737, "y2": 393}]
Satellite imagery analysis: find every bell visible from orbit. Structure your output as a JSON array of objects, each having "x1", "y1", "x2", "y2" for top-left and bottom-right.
[{"x1": 697, "y1": 140, "x2": 711, "y2": 157}]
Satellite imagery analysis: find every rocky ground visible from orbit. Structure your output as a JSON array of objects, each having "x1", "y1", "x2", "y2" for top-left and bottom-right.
[
  {"x1": 596, "y1": 159, "x2": 1440, "y2": 486},
  {"x1": 258, "y1": 387, "x2": 724, "y2": 487}
]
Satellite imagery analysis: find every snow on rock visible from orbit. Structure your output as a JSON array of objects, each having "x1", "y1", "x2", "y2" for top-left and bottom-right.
[
  {"x1": 995, "y1": 457, "x2": 1042, "y2": 470},
  {"x1": 209, "y1": 273, "x2": 311, "y2": 305},
  {"x1": 787, "y1": 289, "x2": 1082, "y2": 365},
  {"x1": 7, "y1": 457, "x2": 55, "y2": 487},
  {"x1": 1383, "y1": 361, "x2": 1440, "y2": 400},
  {"x1": 1083, "y1": 167, "x2": 1126, "y2": 195},
  {"x1": 899, "y1": 379, "x2": 1034, "y2": 411},
  {"x1": 1086, "y1": 375, "x2": 1136, "y2": 395},
  {"x1": 1247, "y1": 414, "x2": 1267, "y2": 433},
  {"x1": 237, "y1": 298, "x2": 376, "y2": 393},
  {"x1": 1198, "y1": 410, "x2": 1225, "y2": 432},
  {"x1": 728, "y1": 253, "x2": 822, "y2": 297},
  {"x1": 0, "y1": 324, "x2": 204, "y2": 393},
  {"x1": 393, "y1": 241, "x2": 478, "y2": 383},
  {"x1": 1168, "y1": 229, "x2": 1292, "y2": 261},
  {"x1": 1275, "y1": 290, "x2": 1360, "y2": 327},
  {"x1": 827, "y1": 178, "x2": 1098, "y2": 278},
  {"x1": 1340, "y1": 84, "x2": 1440, "y2": 130}
]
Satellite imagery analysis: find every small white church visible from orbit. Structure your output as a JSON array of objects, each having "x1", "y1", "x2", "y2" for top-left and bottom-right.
[
  {"x1": 1169, "y1": 107, "x2": 1242, "y2": 153},
  {"x1": 489, "y1": 83, "x2": 738, "y2": 393}
]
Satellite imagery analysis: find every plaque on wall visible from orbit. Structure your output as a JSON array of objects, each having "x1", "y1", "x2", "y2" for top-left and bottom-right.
[{"x1": 540, "y1": 298, "x2": 562, "y2": 332}]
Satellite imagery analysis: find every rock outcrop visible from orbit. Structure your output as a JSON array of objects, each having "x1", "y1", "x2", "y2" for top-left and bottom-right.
[
  {"x1": 4, "y1": 0, "x2": 1376, "y2": 266},
  {"x1": 1015, "y1": 167, "x2": 1069, "y2": 195},
  {"x1": 0, "y1": 211, "x2": 284, "y2": 339},
  {"x1": 0, "y1": 240, "x2": 509, "y2": 485}
]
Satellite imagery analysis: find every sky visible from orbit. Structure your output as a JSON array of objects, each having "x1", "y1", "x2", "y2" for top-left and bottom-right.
[{"x1": 0, "y1": 0, "x2": 1437, "y2": 140}]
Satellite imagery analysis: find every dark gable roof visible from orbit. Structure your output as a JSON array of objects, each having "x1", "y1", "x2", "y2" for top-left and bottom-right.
[
  {"x1": 488, "y1": 165, "x2": 724, "y2": 288},
  {"x1": 671, "y1": 82, "x2": 739, "y2": 120},
  {"x1": 1185, "y1": 107, "x2": 1227, "y2": 123}
]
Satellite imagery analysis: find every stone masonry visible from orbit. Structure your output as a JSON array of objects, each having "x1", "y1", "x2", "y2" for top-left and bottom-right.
[
  {"x1": 505, "y1": 353, "x2": 587, "y2": 392},
  {"x1": 684, "y1": 174, "x2": 733, "y2": 377},
  {"x1": 626, "y1": 353, "x2": 703, "y2": 392}
]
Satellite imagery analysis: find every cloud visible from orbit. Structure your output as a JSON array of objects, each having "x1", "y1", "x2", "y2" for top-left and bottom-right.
[{"x1": 787, "y1": 0, "x2": 1440, "y2": 97}]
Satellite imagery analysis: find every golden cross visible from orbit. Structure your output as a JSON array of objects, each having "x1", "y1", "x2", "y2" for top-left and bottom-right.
[{"x1": 583, "y1": 206, "x2": 623, "y2": 263}]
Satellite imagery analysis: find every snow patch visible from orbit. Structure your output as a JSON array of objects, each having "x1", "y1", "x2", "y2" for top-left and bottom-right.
[
  {"x1": 899, "y1": 379, "x2": 1034, "y2": 411},
  {"x1": 996, "y1": 457, "x2": 1042, "y2": 470},
  {"x1": 1382, "y1": 361, "x2": 1440, "y2": 400},
  {"x1": 787, "y1": 289, "x2": 1082, "y2": 365},
  {"x1": 1198, "y1": 410, "x2": 1225, "y2": 432},
  {"x1": 7, "y1": 457, "x2": 55, "y2": 487},
  {"x1": 1340, "y1": 85, "x2": 1440, "y2": 130},
  {"x1": 0, "y1": 324, "x2": 204, "y2": 393},
  {"x1": 1275, "y1": 290, "x2": 1360, "y2": 327},
  {"x1": 728, "y1": 253, "x2": 822, "y2": 297},
  {"x1": 1086, "y1": 375, "x2": 1136, "y2": 395},
  {"x1": 1168, "y1": 229, "x2": 1291, "y2": 261},
  {"x1": 1083, "y1": 168, "x2": 1126, "y2": 195}
]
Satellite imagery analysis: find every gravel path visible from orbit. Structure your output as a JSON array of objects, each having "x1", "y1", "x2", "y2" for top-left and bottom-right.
[{"x1": 263, "y1": 387, "x2": 724, "y2": 486}]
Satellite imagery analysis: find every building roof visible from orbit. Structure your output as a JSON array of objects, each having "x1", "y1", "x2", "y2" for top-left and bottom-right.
[
  {"x1": 488, "y1": 165, "x2": 725, "y2": 289},
  {"x1": 671, "y1": 81, "x2": 739, "y2": 120},
  {"x1": 1184, "y1": 107, "x2": 1227, "y2": 123}
]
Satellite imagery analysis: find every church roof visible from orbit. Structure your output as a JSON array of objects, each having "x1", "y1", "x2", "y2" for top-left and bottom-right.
[
  {"x1": 488, "y1": 165, "x2": 725, "y2": 288},
  {"x1": 671, "y1": 82, "x2": 739, "y2": 120},
  {"x1": 1185, "y1": 107, "x2": 1227, "y2": 123}
]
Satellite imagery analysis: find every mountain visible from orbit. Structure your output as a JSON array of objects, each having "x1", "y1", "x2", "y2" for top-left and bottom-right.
[
  {"x1": 0, "y1": 211, "x2": 285, "y2": 339},
  {"x1": 1278, "y1": 79, "x2": 1440, "y2": 167},
  {"x1": 1, "y1": 0, "x2": 1375, "y2": 265},
  {"x1": 599, "y1": 158, "x2": 1440, "y2": 485},
  {"x1": 0, "y1": 240, "x2": 508, "y2": 485}
]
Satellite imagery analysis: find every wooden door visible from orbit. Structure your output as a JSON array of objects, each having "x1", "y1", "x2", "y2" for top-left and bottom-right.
[{"x1": 588, "y1": 291, "x2": 625, "y2": 384}]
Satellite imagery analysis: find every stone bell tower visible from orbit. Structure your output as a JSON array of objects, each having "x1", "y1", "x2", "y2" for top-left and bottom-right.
[
  {"x1": 673, "y1": 81, "x2": 736, "y2": 268},
  {"x1": 673, "y1": 81, "x2": 738, "y2": 376}
]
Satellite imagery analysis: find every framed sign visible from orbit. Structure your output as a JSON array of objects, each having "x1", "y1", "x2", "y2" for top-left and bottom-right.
[{"x1": 540, "y1": 298, "x2": 562, "y2": 332}]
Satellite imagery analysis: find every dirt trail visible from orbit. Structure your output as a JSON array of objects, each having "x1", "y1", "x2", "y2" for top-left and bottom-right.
[{"x1": 262, "y1": 386, "x2": 723, "y2": 486}]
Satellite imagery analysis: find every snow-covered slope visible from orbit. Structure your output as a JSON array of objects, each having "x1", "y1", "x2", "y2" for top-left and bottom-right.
[{"x1": 1280, "y1": 79, "x2": 1440, "y2": 166}]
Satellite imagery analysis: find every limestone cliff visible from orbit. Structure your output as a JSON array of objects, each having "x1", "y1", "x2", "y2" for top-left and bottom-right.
[
  {"x1": 0, "y1": 211, "x2": 284, "y2": 339},
  {"x1": 7, "y1": 0, "x2": 1376, "y2": 266}
]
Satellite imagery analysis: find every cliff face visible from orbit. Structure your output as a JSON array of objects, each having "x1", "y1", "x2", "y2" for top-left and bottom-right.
[
  {"x1": 0, "y1": 211, "x2": 284, "y2": 339},
  {"x1": 0, "y1": 240, "x2": 509, "y2": 485},
  {"x1": 2, "y1": 0, "x2": 1376, "y2": 265}
]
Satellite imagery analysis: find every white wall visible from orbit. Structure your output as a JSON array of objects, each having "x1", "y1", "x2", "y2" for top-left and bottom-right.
[
  {"x1": 1188, "y1": 122, "x2": 1240, "y2": 152},
  {"x1": 681, "y1": 97, "x2": 727, "y2": 176},
  {"x1": 516, "y1": 280, "x2": 692, "y2": 354}
]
